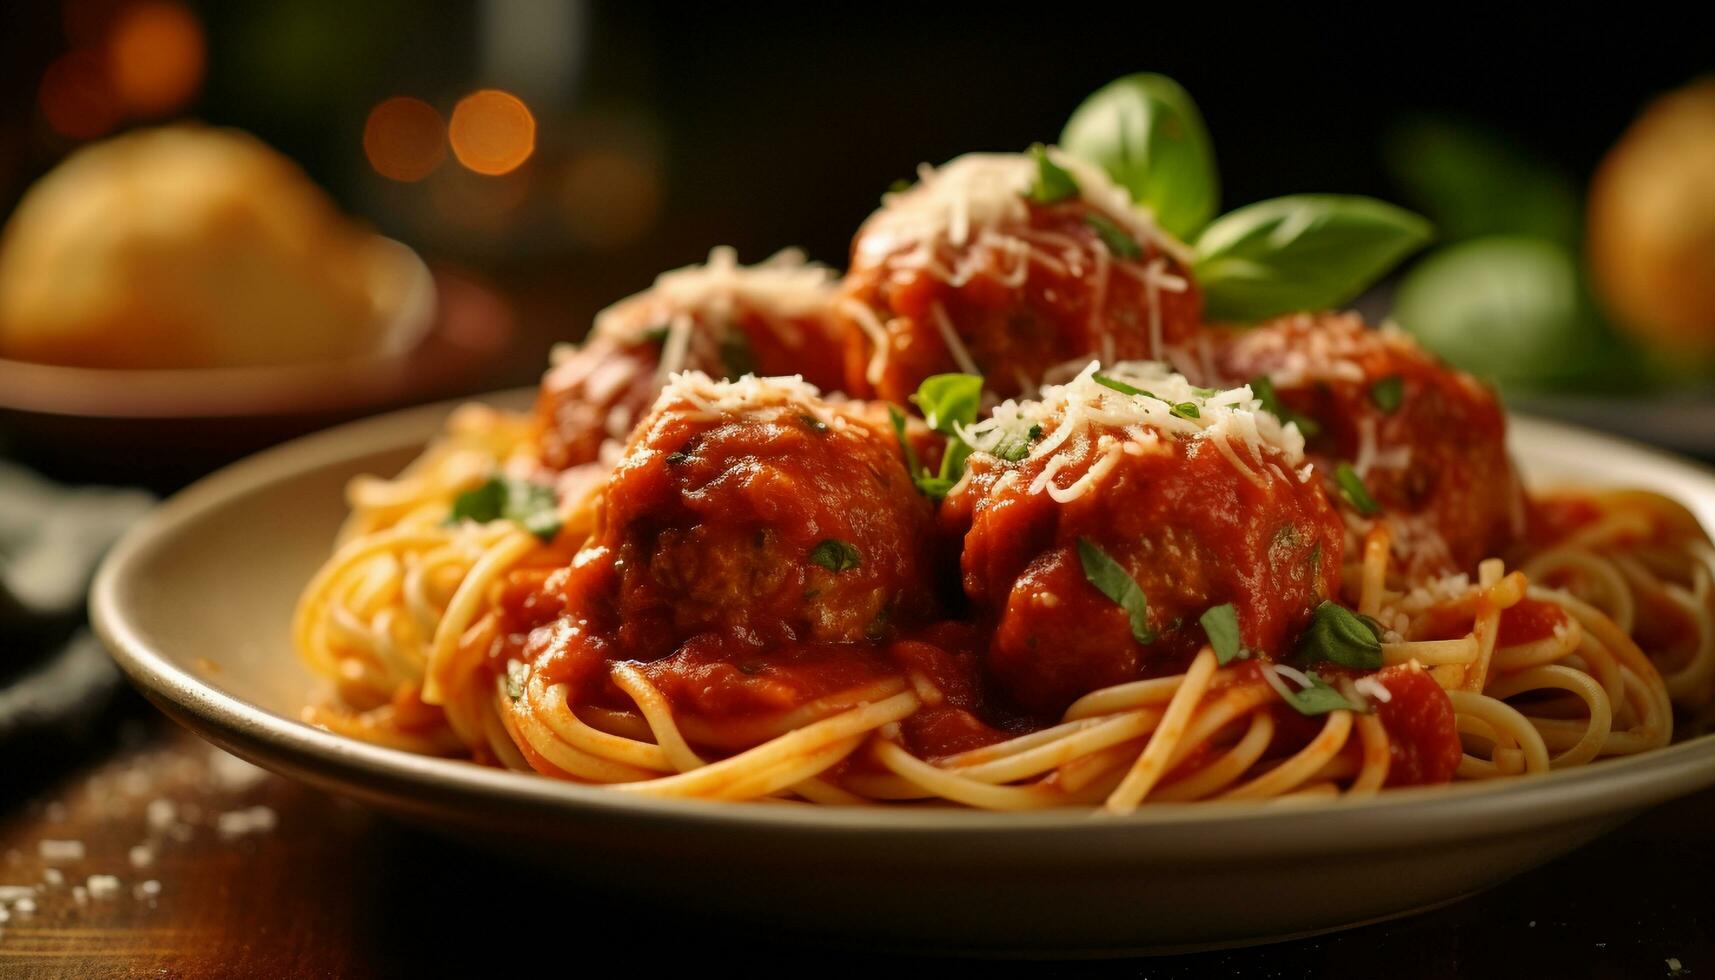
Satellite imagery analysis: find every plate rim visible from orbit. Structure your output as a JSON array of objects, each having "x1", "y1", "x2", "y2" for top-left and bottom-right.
[{"x1": 89, "y1": 392, "x2": 1715, "y2": 852}]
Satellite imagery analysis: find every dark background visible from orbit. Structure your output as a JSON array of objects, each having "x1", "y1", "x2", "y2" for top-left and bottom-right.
[
  {"x1": 1, "y1": 6, "x2": 1712, "y2": 975},
  {"x1": 3, "y1": 3, "x2": 1709, "y2": 378}
]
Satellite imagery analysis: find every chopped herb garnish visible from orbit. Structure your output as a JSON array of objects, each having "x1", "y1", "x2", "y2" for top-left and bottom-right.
[
  {"x1": 1083, "y1": 212, "x2": 1143, "y2": 259},
  {"x1": 1093, "y1": 373, "x2": 1149, "y2": 397},
  {"x1": 1294, "y1": 600, "x2": 1384, "y2": 670},
  {"x1": 1334, "y1": 462, "x2": 1381, "y2": 516},
  {"x1": 1076, "y1": 538, "x2": 1155, "y2": 645},
  {"x1": 1249, "y1": 375, "x2": 1321, "y2": 439},
  {"x1": 886, "y1": 177, "x2": 912, "y2": 196},
  {"x1": 1025, "y1": 142, "x2": 1079, "y2": 204},
  {"x1": 505, "y1": 660, "x2": 529, "y2": 701},
  {"x1": 1094, "y1": 373, "x2": 1199, "y2": 419},
  {"x1": 1370, "y1": 375, "x2": 1405, "y2": 413},
  {"x1": 449, "y1": 477, "x2": 561, "y2": 542},
  {"x1": 1199, "y1": 603, "x2": 1244, "y2": 664},
  {"x1": 665, "y1": 451, "x2": 692, "y2": 465},
  {"x1": 1275, "y1": 671, "x2": 1363, "y2": 716},
  {"x1": 640, "y1": 324, "x2": 671, "y2": 346},
  {"x1": 809, "y1": 539, "x2": 862, "y2": 573},
  {"x1": 796, "y1": 413, "x2": 829, "y2": 434},
  {"x1": 718, "y1": 331, "x2": 757, "y2": 379},
  {"x1": 989, "y1": 423, "x2": 1041, "y2": 463}
]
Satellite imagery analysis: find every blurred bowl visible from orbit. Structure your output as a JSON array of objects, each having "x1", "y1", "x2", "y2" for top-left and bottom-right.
[{"x1": 0, "y1": 249, "x2": 515, "y2": 490}]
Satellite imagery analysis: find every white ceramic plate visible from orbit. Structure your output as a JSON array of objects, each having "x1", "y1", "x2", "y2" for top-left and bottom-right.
[{"x1": 90, "y1": 394, "x2": 1715, "y2": 955}]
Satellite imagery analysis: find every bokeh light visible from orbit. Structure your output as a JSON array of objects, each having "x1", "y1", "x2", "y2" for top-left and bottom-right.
[
  {"x1": 39, "y1": 49, "x2": 121, "y2": 140},
  {"x1": 364, "y1": 97, "x2": 447, "y2": 183},
  {"x1": 107, "y1": 0, "x2": 205, "y2": 116},
  {"x1": 448, "y1": 89, "x2": 536, "y2": 176}
]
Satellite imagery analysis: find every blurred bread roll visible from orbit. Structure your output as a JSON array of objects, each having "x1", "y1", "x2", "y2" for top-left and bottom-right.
[
  {"x1": 1589, "y1": 78, "x2": 1715, "y2": 358},
  {"x1": 0, "y1": 125, "x2": 422, "y2": 369}
]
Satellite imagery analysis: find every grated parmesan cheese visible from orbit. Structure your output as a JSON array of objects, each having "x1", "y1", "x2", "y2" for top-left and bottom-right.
[
  {"x1": 590, "y1": 247, "x2": 837, "y2": 379},
  {"x1": 957, "y1": 361, "x2": 1308, "y2": 503},
  {"x1": 858, "y1": 150, "x2": 1188, "y2": 266},
  {"x1": 1353, "y1": 676, "x2": 1394, "y2": 704},
  {"x1": 641, "y1": 371, "x2": 846, "y2": 438}
]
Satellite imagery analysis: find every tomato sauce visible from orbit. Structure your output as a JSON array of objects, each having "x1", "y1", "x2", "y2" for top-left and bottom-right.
[
  {"x1": 1208, "y1": 314, "x2": 1523, "y2": 575},
  {"x1": 493, "y1": 382, "x2": 961, "y2": 744},
  {"x1": 1496, "y1": 597, "x2": 1568, "y2": 647},
  {"x1": 1370, "y1": 663, "x2": 1462, "y2": 786},
  {"x1": 944, "y1": 418, "x2": 1343, "y2": 715}
]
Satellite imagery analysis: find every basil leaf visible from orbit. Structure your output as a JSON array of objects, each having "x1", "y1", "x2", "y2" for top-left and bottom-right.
[
  {"x1": 1060, "y1": 72, "x2": 1218, "y2": 239},
  {"x1": 1385, "y1": 117, "x2": 1580, "y2": 247},
  {"x1": 1194, "y1": 194, "x2": 1432, "y2": 322},
  {"x1": 1249, "y1": 375, "x2": 1321, "y2": 439},
  {"x1": 1025, "y1": 143, "x2": 1079, "y2": 204},
  {"x1": 1334, "y1": 463, "x2": 1381, "y2": 516},
  {"x1": 1370, "y1": 375, "x2": 1405, "y2": 413},
  {"x1": 1199, "y1": 603, "x2": 1244, "y2": 665},
  {"x1": 1076, "y1": 538, "x2": 1155, "y2": 645},
  {"x1": 1294, "y1": 600, "x2": 1383, "y2": 669},
  {"x1": 1083, "y1": 213, "x2": 1143, "y2": 259},
  {"x1": 1277, "y1": 671, "x2": 1362, "y2": 716},
  {"x1": 1392, "y1": 236, "x2": 1628, "y2": 389},
  {"x1": 719, "y1": 331, "x2": 757, "y2": 379},
  {"x1": 911, "y1": 373, "x2": 982, "y2": 435},
  {"x1": 809, "y1": 539, "x2": 862, "y2": 573},
  {"x1": 448, "y1": 479, "x2": 505, "y2": 524},
  {"x1": 1171, "y1": 401, "x2": 1199, "y2": 420},
  {"x1": 640, "y1": 324, "x2": 671, "y2": 346},
  {"x1": 449, "y1": 477, "x2": 561, "y2": 542}
]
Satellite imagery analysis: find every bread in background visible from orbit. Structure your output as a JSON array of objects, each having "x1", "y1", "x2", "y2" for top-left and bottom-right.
[
  {"x1": 0, "y1": 125, "x2": 422, "y2": 369},
  {"x1": 1589, "y1": 78, "x2": 1715, "y2": 359}
]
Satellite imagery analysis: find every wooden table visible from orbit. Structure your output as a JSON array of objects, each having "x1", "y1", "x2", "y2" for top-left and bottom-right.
[{"x1": 1, "y1": 715, "x2": 1710, "y2": 978}]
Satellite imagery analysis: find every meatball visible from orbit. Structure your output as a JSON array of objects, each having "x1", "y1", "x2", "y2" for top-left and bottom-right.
[
  {"x1": 558, "y1": 372, "x2": 939, "y2": 659},
  {"x1": 1200, "y1": 313, "x2": 1524, "y2": 575},
  {"x1": 536, "y1": 247, "x2": 847, "y2": 470},
  {"x1": 839, "y1": 150, "x2": 1202, "y2": 406},
  {"x1": 942, "y1": 363, "x2": 1343, "y2": 715}
]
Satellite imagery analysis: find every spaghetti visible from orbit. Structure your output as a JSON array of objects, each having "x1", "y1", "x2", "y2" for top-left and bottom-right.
[
  {"x1": 294, "y1": 371, "x2": 1700, "y2": 813},
  {"x1": 289, "y1": 138, "x2": 1708, "y2": 813}
]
